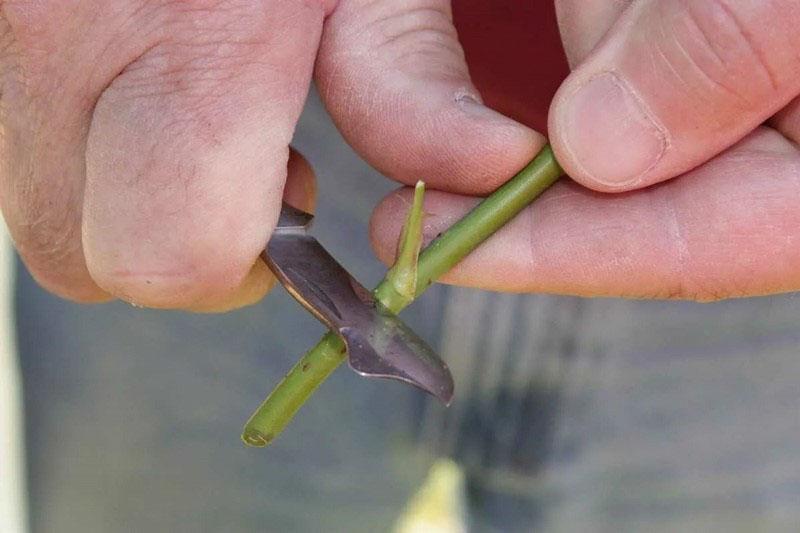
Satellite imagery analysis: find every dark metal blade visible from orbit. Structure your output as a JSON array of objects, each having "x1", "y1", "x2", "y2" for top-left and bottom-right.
[{"x1": 263, "y1": 203, "x2": 454, "y2": 404}]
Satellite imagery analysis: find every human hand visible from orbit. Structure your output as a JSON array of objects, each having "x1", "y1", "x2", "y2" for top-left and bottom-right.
[
  {"x1": 0, "y1": 0, "x2": 542, "y2": 311},
  {"x1": 371, "y1": 0, "x2": 800, "y2": 300}
]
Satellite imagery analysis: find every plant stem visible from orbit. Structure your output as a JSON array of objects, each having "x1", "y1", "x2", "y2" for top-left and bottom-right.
[{"x1": 241, "y1": 144, "x2": 563, "y2": 447}]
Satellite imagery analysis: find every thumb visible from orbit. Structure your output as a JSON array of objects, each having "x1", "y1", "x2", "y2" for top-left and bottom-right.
[
  {"x1": 316, "y1": 0, "x2": 544, "y2": 196},
  {"x1": 549, "y1": 0, "x2": 800, "y2": 191}
]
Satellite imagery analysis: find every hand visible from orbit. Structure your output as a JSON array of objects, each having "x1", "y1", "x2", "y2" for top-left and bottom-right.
[
  {"x1": 0, "y1": 1, "x2": 541, "y2": 311},
  {"x1": 371, "y1": 0, "x2": 800, "y2": 300}
]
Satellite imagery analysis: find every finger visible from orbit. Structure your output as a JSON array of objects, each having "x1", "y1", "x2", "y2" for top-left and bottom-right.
[
  {"x1": 555, "y1": 0, "x2": 633, "y2": 67},
  {"x1": 315, "y1": 0, "x2": 544, "y2": 196},
  {"x1": 549, "y1": 0, "x2": 800, "y2": 192},
  {"x1": 371, "y1": 127, "x2": 800, "y2": 301},
  {"x1": 83, "y1": 1, "x2": 324, "y2": 310},
  {"x1": 189, "y1": 148, "x2": 317, "y2": 313},
  {"x1": 0, "y1": 78, "x2": 108, "y2": 302},
  {"x1": 0, "y1": 3, "x2": 156, "y2": 302}
]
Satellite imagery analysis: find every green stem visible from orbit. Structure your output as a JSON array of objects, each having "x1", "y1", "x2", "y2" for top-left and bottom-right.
[
  {"x1": 242, "y1": 144, "x2": 563, "y2": 447},
  {"x1": 241, "y1": 331, "x2": 344, "y2": 446}
]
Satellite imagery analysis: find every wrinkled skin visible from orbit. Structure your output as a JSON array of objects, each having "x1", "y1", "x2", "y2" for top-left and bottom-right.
[{"x1": 2, "y1": 1, "x2": 800, "y2": 311}]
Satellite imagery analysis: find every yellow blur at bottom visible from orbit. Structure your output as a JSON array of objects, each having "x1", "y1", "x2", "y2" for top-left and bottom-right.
[{"x1": 394, "y1": 459, "x2": 467, "y2": 533}]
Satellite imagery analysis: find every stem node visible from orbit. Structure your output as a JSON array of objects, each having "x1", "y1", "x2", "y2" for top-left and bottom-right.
[{"x1": 242, "y1": 145, "x2": 563, "y2": 447}]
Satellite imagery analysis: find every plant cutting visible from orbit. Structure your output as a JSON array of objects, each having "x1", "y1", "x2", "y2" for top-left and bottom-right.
[{"x1": 242, "y1": 144, "x2": 564, "y2": 447}]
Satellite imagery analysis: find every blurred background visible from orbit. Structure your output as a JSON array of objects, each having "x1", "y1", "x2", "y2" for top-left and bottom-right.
[{"x1": 2, "y1": 88, "x2": 800, "y2": 533}]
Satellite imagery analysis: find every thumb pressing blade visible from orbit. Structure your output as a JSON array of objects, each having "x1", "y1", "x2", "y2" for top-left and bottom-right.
[{"x1": 262, "y1": 203, "x2": 454, "y2": 404}]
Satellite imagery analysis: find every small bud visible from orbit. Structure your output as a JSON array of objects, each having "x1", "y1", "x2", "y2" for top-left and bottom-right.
[{"x1": 386, "y1": 181, "x2": 425, "y2": 303}]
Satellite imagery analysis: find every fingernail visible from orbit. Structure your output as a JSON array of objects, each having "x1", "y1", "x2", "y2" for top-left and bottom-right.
[{"x1": 557, "y1": 72, "x2": 667, "y2": 187}]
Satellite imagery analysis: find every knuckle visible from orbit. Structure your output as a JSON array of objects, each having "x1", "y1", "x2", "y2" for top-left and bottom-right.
[
  {"x1": 96, "y1": 2, "x2": 307, "y2": 142},
  {"x1": 374, "y1": 4, "x2": 464, "y2": 71},
  {"x1": 673, "y1": 0, "x2": 797, "y2": 100},
  {"x1": 325, "y1": 0, "x2": 467, "y2": 80}
]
